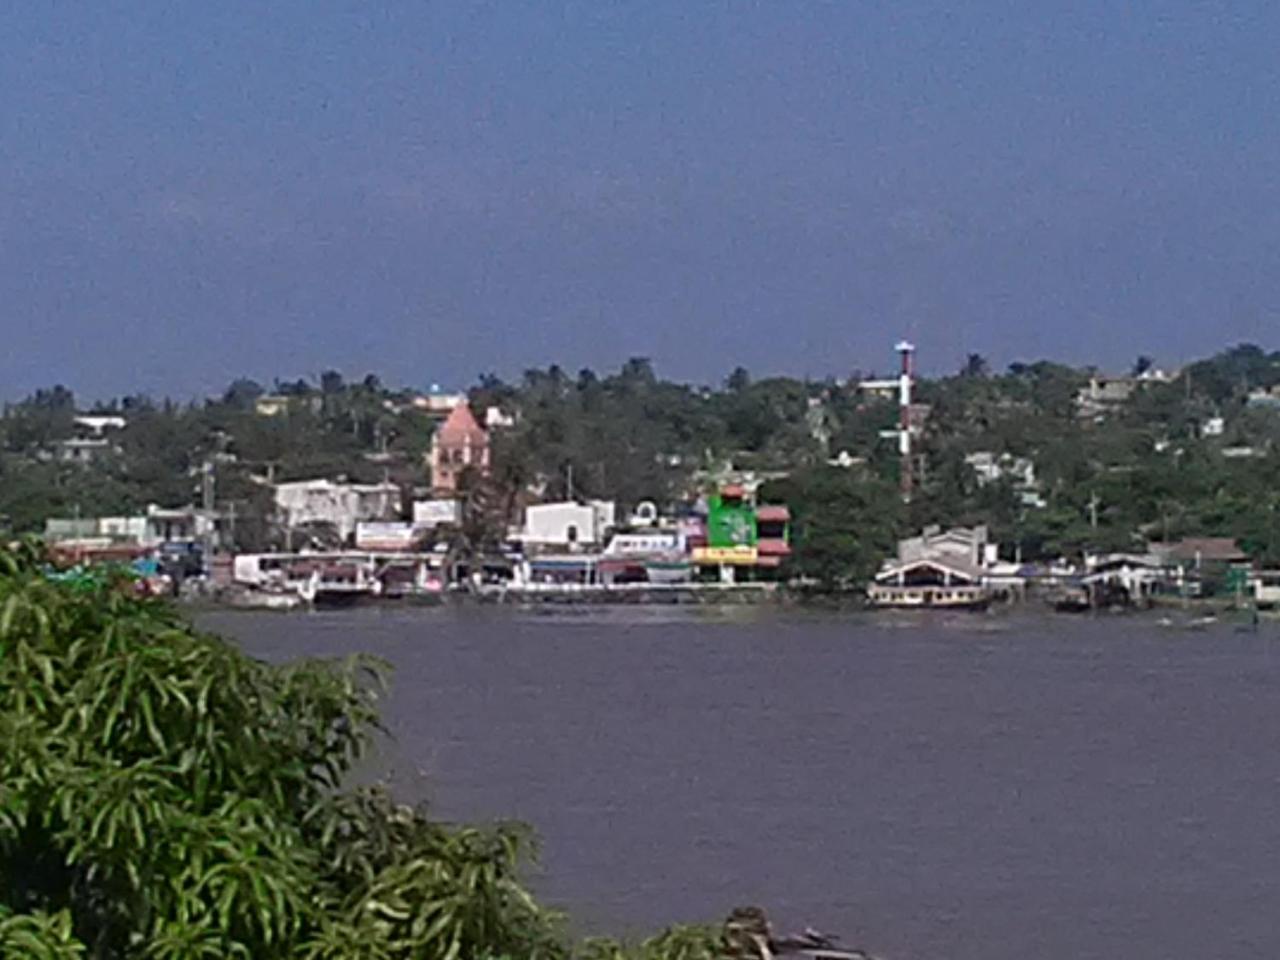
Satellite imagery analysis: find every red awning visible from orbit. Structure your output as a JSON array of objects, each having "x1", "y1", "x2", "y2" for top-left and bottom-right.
[
  {"x1": 755, "y1": 505, "x2": 790, "y2": 523},
  {"x1": 757, "y1": 538, "x2": 791, "y2": 557}
]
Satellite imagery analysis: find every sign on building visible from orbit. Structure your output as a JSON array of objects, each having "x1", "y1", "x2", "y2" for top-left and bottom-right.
[
  {"x1": 693, "y1": 546, "x2": 759, "y2": 565},
  {"x1": 356, "y1": 522, "x2": 420, "y2": 551},
  {"x1": 706, "y1": 496, "x2": 757, "y2": 548},
  {"x1": 413, "y1": 499, "x2": 462, "y2": 528}
]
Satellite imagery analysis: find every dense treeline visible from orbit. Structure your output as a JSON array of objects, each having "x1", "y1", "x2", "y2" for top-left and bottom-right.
[
  {"x1": 3, "y1": 343, "x2": 1280, "y2": 582},
  {"x1": 0, "y1": 543, "x2": 726, "y2": 958}
]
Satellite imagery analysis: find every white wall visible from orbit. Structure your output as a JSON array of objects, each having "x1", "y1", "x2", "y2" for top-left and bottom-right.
[
  {"x1": 524, "y1": 502, "x2": 602, "y2": 546},
  {"x1": 275, "y1": 481, "x2": 401, "y2": 542}
]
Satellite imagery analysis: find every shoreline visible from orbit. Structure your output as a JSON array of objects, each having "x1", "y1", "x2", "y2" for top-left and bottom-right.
[{"x1": 182, "y1": 586, "x2": 1280, "y2": 622}]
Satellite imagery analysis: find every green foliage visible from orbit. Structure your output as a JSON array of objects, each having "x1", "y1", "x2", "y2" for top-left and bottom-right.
[
  {"x1": 763, "y1": 467, "x2": 904, "y2": 590},
  {"x1": 5, "y1": 343, "x2": 1280, "y2": 566},
  {"x1": 0, "y1": 907, "x2": 85, "y2": 959},
  {"x1": 0, "y1": 544, "x2": 575, "y2": 959},
  {"x1": 578, "y1": 924, "x2": 720, "y2": 960}
]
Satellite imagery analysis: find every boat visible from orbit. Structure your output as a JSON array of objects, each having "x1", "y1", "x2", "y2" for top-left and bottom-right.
[
  {"x1": 865, "y1": 583, "x2": 991, "y2": 610},
  {"x1": 643, "y1": 555, "x2": 693, "y2": 584},
  {"x1": 297, "y1": 561, "x2": 381, "y2": 607},
  {"x1": 867, "y1": 557, "x2": 992, "y2": 610},
  {"x1": 224, "y1": 587, "x2": 305, "y2": 612}
]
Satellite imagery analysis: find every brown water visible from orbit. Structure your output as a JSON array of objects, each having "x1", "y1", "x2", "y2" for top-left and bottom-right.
[{"x1": 199, "y1": 606, "x2": 1280, "y2": 960}]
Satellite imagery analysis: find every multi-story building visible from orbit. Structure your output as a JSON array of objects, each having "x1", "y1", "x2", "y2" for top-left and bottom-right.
[{"x1": 429, "y1": 404, "x2": 490, "y2": 495}]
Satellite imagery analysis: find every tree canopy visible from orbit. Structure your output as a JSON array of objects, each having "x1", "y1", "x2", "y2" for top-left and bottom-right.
[{"x1": 0, "y1": 544, "x2": 724, "y2": 958}]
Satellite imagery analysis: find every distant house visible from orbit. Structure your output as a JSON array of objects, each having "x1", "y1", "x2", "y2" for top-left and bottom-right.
[
  {"x1": 484, "y1": 406, "x2": 516, "y2": 429},
  {"x1": 43, "y1": 504, "x2": 224, "y2": 550},
  {"x1": 1148, "y1": 538, "x2": 1251, "y2": 597},
  {"x1": 429, "y1": 404, "x2": 490, "y2": 495},
  {"x1": 1076, "y1": 375, "x2": 1137, "y2": 419},
  {"x1": 1246, "y1": 386, "x2": 1280, "y2": 409},
  {"x1": 73, "y1": 415, "x2": 126, "y2": 436},
  {"x1": 50, "y1": 415, "x2": 127, "y2": 464},
  {"x1": 1152, "y1": 537, "x2": 1249, "y2": 570},
  {"x1": 1200, "y1": 416, "x2": 1226, "y2": 437},
  {"x1": 965, "y1": 452, "x2": 1045, "y2": 508},
  {"x1": 255, "y1": 395, "x2": 322, "y2": 417},
  {"x1": 896, "y1": 524, "x2": 998, "y2": 569},
  {"x1": 55, "y1": 437, "x2": 115, "y2": 464},
  {"x1": 965, "y1": 452, "x2": 1037, "y2": 489},
  {"x1": 273, "y1": 479, "x2": 401, "y2": 544},
  {"x1": 412, "y1": 391, "x2": 467, "y2": 417}
]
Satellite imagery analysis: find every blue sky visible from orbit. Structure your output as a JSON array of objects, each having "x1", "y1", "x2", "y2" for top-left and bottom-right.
[{"x1": 2, "y1": 1, "x2": 1278, "y2": 399}]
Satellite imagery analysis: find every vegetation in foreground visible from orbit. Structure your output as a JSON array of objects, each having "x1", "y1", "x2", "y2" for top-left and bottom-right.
[{"x1": 0, "y1": 543, "x2": 725, "y2": 959}]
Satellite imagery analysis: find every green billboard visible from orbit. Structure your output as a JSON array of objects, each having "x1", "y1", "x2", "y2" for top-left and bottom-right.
[{"x1": 707, "y1": 495, "x2": 757, "y2": 549}]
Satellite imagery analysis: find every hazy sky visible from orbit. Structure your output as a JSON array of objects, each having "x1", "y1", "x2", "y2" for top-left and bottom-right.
[{"x1": 3, "y1": 1, "x2": 1279, "y2": 399}]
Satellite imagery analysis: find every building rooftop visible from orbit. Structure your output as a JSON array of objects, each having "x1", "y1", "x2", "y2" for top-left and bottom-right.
[{"x1": 435, "y1": 403, "x2": 488, "y2": 443}]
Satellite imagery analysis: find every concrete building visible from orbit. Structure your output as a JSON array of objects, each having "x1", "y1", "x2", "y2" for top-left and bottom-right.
[
  {"x1": 255, "y1": 395, "x2": 322, "y2": 417},
  {"x1": 965, "y1": 452, "x2": 1036, "y2": 489},
  {"x1": 73, "y1": 415, "x2": 126, "y2": 435},
  {"x1": 519, "y1": 501, "x2": 616, "y2": 549},
  {"x1": 896, "y1": 524, "x2": 998, "y2": 569},
  {"x1": 1076, "y1": 376, "x2": 1137, "y2": 419},
  {"x1": 273, "y1": 479, "x2": 401, "y2": 544},
  {"x1": 429, "y1": 404, "x2": 490, "y2": 495},
  {"x1": 44, "y1": 504, "x2": 223, "y2": 550}
]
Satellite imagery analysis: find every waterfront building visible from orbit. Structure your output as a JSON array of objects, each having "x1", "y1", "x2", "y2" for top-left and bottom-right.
[
  {"x1": 869, "y1": 525, "x2": 1014, "y2": 608},
  {"x1": 690, "y1": 485, "x2": 790, "y2": 582},
  {"x1": 518, "y1": 500, "x2": 616, "y2": 549}
]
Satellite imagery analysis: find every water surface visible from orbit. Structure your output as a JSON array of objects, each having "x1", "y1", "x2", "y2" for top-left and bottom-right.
[{"x1": 199, "y1": 606, "x2": 1280, "y2": 960}]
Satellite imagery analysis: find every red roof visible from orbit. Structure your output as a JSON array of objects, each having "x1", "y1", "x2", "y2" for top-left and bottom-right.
[
  {"x1": 436, "y1": 404, "x2": 487, "y2": 443},
  {"x1": 757, "y1": 538, "x2": 791, "y2": 557},
  {"x1": 756, "y1": 505, "x2": 790, "y2": 523}
]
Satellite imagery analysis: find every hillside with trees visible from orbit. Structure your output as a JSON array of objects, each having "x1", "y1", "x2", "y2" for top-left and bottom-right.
[{"x1": 3, "y1": 343, "x2": 1280, "y2": 586}]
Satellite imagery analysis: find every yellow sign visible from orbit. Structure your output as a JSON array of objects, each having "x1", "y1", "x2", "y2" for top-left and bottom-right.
[{"x1": 693, "y1": 546, "x2": 758, "y2": 565}]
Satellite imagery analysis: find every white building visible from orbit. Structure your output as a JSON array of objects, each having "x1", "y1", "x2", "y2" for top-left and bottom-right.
[
  {"x1": 43, "y1": 504, "x2": 222, "y2": 548},
  {"x1": 485, "y1": 406, "x2": 516, "y2": 429},
  {"x1": 412, "y1": 391, "x2": 467, "y2": 416},
  {"x1": 604, "y1": 529, "x2": 685, "y2": 557},
  {"x1": 273, "y1": 479, "x2": 401, "y2": 543},
  {"x1": 896, "y1": 524, "x2": 998, "y2": 569},
  {"x1": 519, "y1": 501, "x2": 616, "y2": 549},
  {"x1": 965, "y1": 452, "x2": 1037, "y2": 489},
  {"x1": 73, "y1": 415, "x2": 127, "y2": 436},
  {"x1": 1201, "y1": 416, "x2": 1226, "y2": 437}
]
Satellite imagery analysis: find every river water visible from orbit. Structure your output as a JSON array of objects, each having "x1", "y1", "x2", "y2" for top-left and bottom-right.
[{"x1": 199, "y1": 606, "x2": 1280, "y2": 960}]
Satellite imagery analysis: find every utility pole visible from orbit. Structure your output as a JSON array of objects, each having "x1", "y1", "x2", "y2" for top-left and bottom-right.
[
  {"x1": 1089, "y1": 492, "x2": 1099, "y2": 530},
  {"x1": 200, "y1": 459, "x2": 216, "y2": 574}
]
